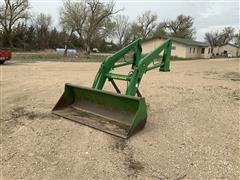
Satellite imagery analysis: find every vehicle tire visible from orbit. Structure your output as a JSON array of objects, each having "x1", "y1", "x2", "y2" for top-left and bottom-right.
[{"x1": 0, "y1": 61, "x2": 5, "y2": 64}]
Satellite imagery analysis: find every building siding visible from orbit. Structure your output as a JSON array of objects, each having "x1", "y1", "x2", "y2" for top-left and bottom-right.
[
  {"x1": 185, "y1": 46, "x2": 211, "y2": 59},
  {"x1": 142, "y1": 38, "x2": 187, "y2": 57},
  {"x1": 141, "y1": 38, "x2": 211, "y2": 59},
  {"x1": 171, "y1": 42, "x2": 187, "y2": 58},
  {"x1": 213, "y1": 44, "x2": 240, "y2": 57}
]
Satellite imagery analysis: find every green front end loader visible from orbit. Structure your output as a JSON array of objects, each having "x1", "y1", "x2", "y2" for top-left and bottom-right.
[{"x1": 52, "y1": 38, "x2": 172, "y2": 138}]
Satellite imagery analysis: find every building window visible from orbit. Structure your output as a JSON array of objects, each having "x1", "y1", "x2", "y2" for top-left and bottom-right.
[
  {"x1": 197, "y1": 48, "x2": 199, "y2": 53},
  {"x1": 201, "y1": 48, "x2": 205, "y2": 54},
  {"x1": 193, "y1": 48, "x2": 195, "y2": 53},
  {"x1": 172, "y1": 46, "x2": 176, "y2": 50},
  {"x1": 190, "y1": 47, "x2": 191, "y2": 53},
  {"x1": 208, "y1": 48, "x2": 210, "y2": 54}
]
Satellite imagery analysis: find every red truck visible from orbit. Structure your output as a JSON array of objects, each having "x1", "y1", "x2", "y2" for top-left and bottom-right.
[{"x1": 0, "y1": 48, "x2": 12, "y2": 64}]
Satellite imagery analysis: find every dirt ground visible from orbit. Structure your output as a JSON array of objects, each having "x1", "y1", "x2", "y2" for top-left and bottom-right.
[{"x1": 1, "y1": 58, "x2": 240, "y2": 179}]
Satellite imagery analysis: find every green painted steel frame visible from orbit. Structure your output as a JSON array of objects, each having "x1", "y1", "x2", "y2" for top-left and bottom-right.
[{"x1": 92, "y1": 38, "x2": 172, "y2": 96}]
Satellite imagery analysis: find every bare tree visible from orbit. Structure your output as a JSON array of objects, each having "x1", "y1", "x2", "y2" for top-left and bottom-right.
[
  {"x1": 114, "y1": 15, "x2": 131, "y2": 47},
  {"x1": 204, "y1": 31, "x2": 220, "y2": 48},
  {"x1": 34, "y1": 13, "x2": 52, "y2": 49},
  {"x1": 218, "y1": 26, "x2": 235, "y2": 45},
  {"x1": 60, "y1": 0, "x2": 121, "y2": 54},
  {"x1": 35, "y1": 13, "x2": 52, "y2": 30},
  {"x1": 60, "y1": 0, "x2": 87, "y2": 40},
  {"x1": 162, "y1": 14, "x2": 196, "y2": 39},
  {"x1": 234, "y1": 30, "x2": 240, "y2": 45},
  {"x1": 131, "y1": 11, "x2": 158, "y2": 40},
  {"x1": 205, "y1": 27, "x2": 236, "y2": 47},
  {"x1": 153, "y1": 22, "x2": 167, "y2": 37},
  {"x1": 60, "y1": 0, "x2": 86, "y2": 55},
  {"x1": 0, "y1": 0, "x2": 29, "y2": 47}
]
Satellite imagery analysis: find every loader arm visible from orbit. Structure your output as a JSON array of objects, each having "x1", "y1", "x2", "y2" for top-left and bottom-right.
[
  {"x1": 126, "y1": 38, "x2": 172, "y2": 96},
  {"x1": 92, "y1": 38, "x2": 172, "y2": 96},
  {"x1": 92, "y1": 39, "x2": 142, "y2": 89}
]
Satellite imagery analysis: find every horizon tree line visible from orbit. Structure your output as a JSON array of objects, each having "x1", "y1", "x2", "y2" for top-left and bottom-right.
[{"x1": 0, "y1": 0, "x2": 239, "y2": 53}]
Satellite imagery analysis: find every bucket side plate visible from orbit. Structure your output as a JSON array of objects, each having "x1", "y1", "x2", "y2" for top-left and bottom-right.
[{"x1": 52, "y1": 84, "x2": 147, "y2": 138}]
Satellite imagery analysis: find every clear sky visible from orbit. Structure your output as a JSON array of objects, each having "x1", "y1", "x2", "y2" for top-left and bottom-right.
[{"x1": 29, "y1": 0, "x2": 239, "y2": 41}]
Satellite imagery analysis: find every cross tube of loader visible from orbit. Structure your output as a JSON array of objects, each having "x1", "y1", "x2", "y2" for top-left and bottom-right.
[{"x1": 52, "y1": 38, "x2": 172, "y2": 138}]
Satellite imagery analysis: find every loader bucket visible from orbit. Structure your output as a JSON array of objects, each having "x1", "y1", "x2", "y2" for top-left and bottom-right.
[{"x1": 52, "y1": 84, "x2": 147, "y2": 138}]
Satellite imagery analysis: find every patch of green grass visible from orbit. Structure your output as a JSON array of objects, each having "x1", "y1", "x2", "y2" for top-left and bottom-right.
[
  {"x1": 142, "y1": 54, "x2": 193, "y2": 61},
  {"x1": 13, "y1": 53, "x2": 64, "y2": 62},
  {"x1": 12, "y1": 52, "x2": 194, "y2": 63},
  {"x1": 13, "y1": 53, "x2": 107, "y2": 63},
  {"x1": 171, "y1": 56, "x2": 193, "y2": 61},
  {"x1": 78, "y1": 55, "x2": 108, "y2": 62}
]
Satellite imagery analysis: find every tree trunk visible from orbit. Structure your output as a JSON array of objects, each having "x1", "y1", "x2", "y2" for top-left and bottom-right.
[
  {"x1": 64, "y1": 44, "x2": 68, "y2": 56},
  {"x1": 9, "y1": 38, "x2": 13, "y2": 50},
  {"x1": 7, "y1": 30, "x2": 14, "y2": 49},
  {"x1": 86, "y1": 44, "x2": 91, "y2": 55},
  {"x1": 64, "y1": 30, "x2": 73, "y2": 56}
]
